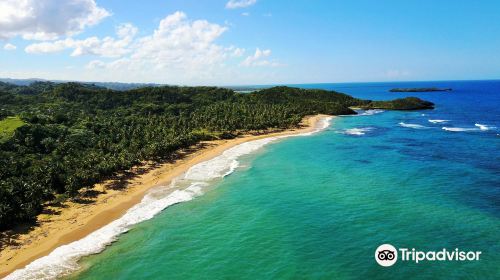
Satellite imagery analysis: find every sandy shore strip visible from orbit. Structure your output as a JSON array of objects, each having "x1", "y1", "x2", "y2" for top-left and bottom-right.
[{"x1": 0, "y1": 114, "x2": 332, "y2": 278}]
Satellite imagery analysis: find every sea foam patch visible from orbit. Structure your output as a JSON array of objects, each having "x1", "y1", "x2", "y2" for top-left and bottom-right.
[
  {"x1": 441, "y1": 123, "x2": 496, "y2": 133},
  {"x1": 356, "y1": 109, "x2": 385, "y2": 116},
  {"x1": 5, "y1": 116, "x2": 333, "y2": 280},
  {"x1": 340, "y1": 127, "x2": 374, "y2": 136},
  {"x1": 442, "y1": 127, "x2": 478, "y2": 132},
  {"x1": 399, "y1": 122, "x2": 429, "y2": 129},
  {"x1": 293, "y1": 116, "x2": 333, "y2": 136},
  {"x1": 474, "y1": 123, "x2": 496, "y2": 131},
  {"x1": 428, "y1": 119, "x2": 449, "y2": 124}
]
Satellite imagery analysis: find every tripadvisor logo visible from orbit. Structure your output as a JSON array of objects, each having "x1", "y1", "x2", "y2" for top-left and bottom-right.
[
  {"x1": 375, "y1": 244, "x2": 398, "y2": 267},
  {"x1": 375, "y1": 244, "x2": 482, "y2": 267}
]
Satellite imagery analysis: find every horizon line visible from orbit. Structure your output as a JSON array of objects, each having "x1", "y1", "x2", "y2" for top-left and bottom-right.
[{"x1": 1, "y1": 76, "x2": 499, "y2": 88}]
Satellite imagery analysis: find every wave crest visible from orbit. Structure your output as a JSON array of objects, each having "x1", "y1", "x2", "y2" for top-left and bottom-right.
[
  {"x1": 356, "y1": 109, "x2": 384, "y2": 116},
  {"x1": 441, "y1": 123, "x2": 496, "y2": 133},
  {"x1": 399, "y1": 122, "x2": 428, "y2": 129},
  {"x1": 428, "y1": 119, "x2": 449, "y2": 124},
  {"x1": 475, "y1": 123, "x2": 496, "y2": 131},
  {"x1": 341, "y1": 127, "x2": 374, "y2": 136},
  {"x1": 442, "y1": 127, "x2": 477, "y2": 132}
]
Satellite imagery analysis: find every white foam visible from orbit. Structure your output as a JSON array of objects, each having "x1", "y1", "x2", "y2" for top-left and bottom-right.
[
  {"x1": 5, "y1": 116, "x2": 333, "y2": 280},
  {"x1": 183, "y1": 138, "x2": 276, "y2": 181},
  {"x1": 441, "y1": 123, "x2": 496, "y2": 133},
  {"x1": 428, "y1": 119, "x2": 449, "y2": 124},
  {"x1": 316, "y1": 116, "x2": 333, "y2": 130},
  {"x1": 399, "y1": 122, "x2": 428, "y2": 129},
  {"x1": 341, "y1": 127, "x2": 374, "y2": 136},
  {"x1": 356, "y1": 109, "x2": 385, "y2": 116},
  {"x1": 442, "y1": 127, "x2": 478, "y2": 132},
  {"x1": 475, "y1": 123, "x2": 495, "y2": 131},
  {"x1": 294, "y1": 116, "x2": 332, "y2": 136}
]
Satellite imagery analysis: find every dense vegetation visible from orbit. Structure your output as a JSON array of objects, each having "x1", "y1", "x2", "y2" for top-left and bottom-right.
[
  {"x1": 0, "y1": 82, "x2": 432, "y2": 229},
  {"x1": 390, "y1": 87, "x2": 452, "y2": 92},
  {"x1": 358, "y1": 97, "x2": 435, "y2": 110}
]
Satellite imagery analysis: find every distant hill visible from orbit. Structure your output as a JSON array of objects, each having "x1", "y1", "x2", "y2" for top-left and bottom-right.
[
  {"x1": 0, "y1": 78, "x2": 161, "y2": 91},
  {"x1": 357, "y1": 97, "x2": 435, "y2": 110}
]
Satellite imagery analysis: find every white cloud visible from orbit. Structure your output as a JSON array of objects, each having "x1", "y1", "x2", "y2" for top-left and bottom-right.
[
  {"x1": 3, "y1": 43, "x2": 17, "y2": 50},
  {"x1": 128, "y1": 11, "x2": 228, "y2": 71},
  {"x1": 241, "y1": 48, "x2": 279, "y2": 67},
  {"x1": 226, "y1": 0, "x2": 257, "y2": 9},
  {"x1": 0, "y1": 0, "x2": 110, "y2": 40},
  {"x1": 18, "y1": 11, "x2": 283, "y2": 84},
  {"x1": 232, "y1": 47, "x2": 245, "y2": 57},
  {"x1": 25, "y1": 23, "x2": 137, "y2": 57},
  {"x1": 80, "y1": 12, "x2": 234, "y2": 83},
  {"x1": 241, "y1": 12, "x2": 250, "y2": 16},
  {"x1": 225, "y1": 46, "x2": 245, "y2": 57}
]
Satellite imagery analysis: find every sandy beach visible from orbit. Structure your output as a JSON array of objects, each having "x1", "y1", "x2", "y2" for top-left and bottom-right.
[{"x1": 0, "y1": 114, "x2": 331, "y2": 278}]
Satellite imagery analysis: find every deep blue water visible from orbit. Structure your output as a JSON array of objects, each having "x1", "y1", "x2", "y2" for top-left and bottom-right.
[{"x1": 64, "y1": 80, "x2": 500, "y2": 279}]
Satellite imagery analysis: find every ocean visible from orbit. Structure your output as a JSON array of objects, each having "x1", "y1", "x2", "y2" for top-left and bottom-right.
[{"x1": 11, "y1": 81, "x2": 500, "y2": 279}]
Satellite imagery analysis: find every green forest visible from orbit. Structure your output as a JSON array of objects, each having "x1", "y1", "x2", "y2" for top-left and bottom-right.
[{"x1": 0, "y1": 82, "x2": 433, "y2": 229}]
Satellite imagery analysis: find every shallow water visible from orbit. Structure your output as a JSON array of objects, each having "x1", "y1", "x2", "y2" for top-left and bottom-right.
[{"x1": 15, "y1": 81, "x2": 500, "y2": 279}]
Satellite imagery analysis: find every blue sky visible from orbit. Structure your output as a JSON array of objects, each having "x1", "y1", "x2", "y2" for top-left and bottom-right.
[{"x1": 1, "y1": 0, "x2": 499, "y2": 85}]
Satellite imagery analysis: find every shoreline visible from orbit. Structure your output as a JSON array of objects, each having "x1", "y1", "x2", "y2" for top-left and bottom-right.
[{"x1": 0, "y1": 114, "x2": 332, "y2": 278}]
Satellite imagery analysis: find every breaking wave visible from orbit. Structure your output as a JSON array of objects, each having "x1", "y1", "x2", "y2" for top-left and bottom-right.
[
  {"x1": 399, "y1": 122, "x2": 429, "y2": 129},
  {"x1": 428, "y1": 119, "x2": 449, "y2": 124},
  {"x1": 442, "y1": 124, "x2": 496, "y2": 132},
  {"x1": 442, "y1": 127, "x2": 478, "y2": 132},
  {"x1": 356, "y1": 109, "x2": 385, "y2": 116},
  {"x1": 475, "y1": 123, "x2": 495, "y2": 131},
  {"x1": 341, "y1": 127, "x2": 374, "y2": 136}
]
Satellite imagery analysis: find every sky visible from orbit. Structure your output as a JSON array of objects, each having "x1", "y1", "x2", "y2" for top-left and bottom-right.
[{"x1": 1, "y1": 0, "x2": 499, "y2": 86}]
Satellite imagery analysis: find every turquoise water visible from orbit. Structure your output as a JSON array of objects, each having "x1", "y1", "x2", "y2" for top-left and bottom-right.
[{"x1": 70, "y1": 81, "x2": 499, "y2": 279}]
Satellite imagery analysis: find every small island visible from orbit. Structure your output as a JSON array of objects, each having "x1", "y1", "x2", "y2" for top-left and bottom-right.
[
  {"x1": 356, "y1": 97, "x2": 435, "y2": 110},
  {"x1": 390, "y1": 87, "x2": 452, "y2": 92}
]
